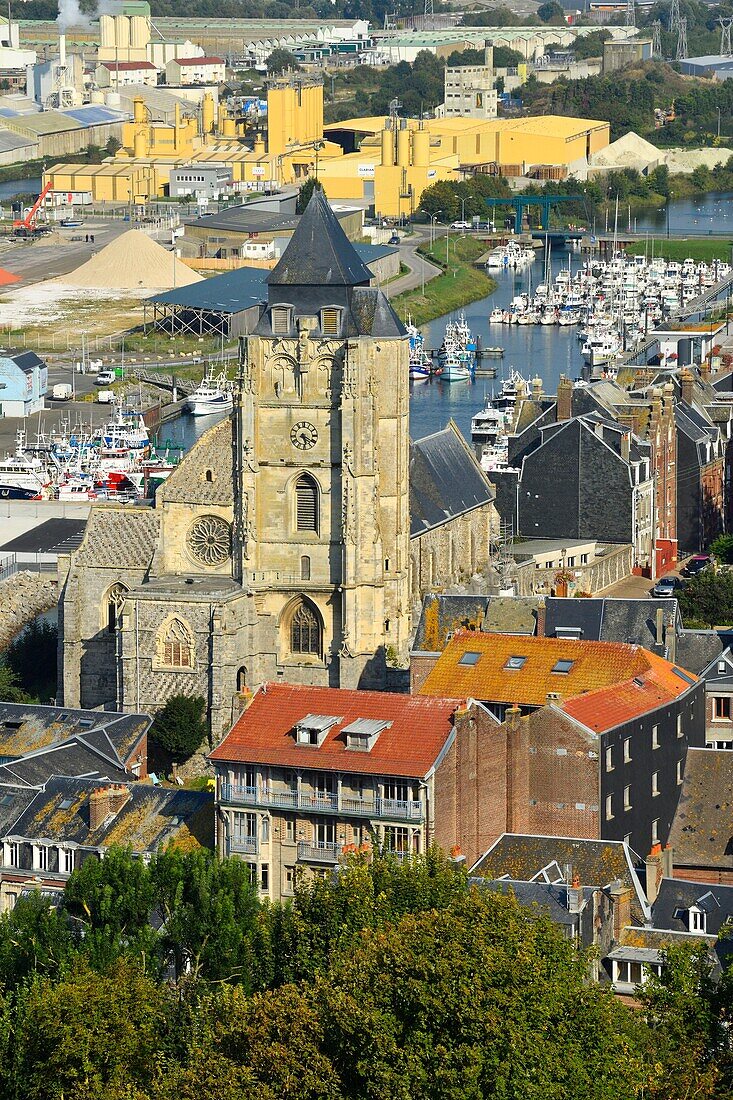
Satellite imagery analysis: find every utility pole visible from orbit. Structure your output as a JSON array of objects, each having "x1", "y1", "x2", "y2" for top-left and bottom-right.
[
  {"x1": 676, "y1": 16, "x2": 687, "y2": 60},
  {"x1": 652, "y1": 20, "x2": 662, "y2": 57}
]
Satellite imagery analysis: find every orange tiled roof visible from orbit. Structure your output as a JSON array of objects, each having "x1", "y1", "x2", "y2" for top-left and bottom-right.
[
  {"x1": 562, "y1": 650, "x2": 697, "y2": 732},
  {"x1": 209, "y1": 683, "x2": 464, "y2": 777},
  {"x1": 418, "y1": 632, "x2": 696, "y2": 718}
]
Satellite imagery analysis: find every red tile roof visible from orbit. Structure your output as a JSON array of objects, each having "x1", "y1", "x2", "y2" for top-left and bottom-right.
[
  {"x1": 174, "y1": 56, "x2": 224, "y2": 66},
  {"x1": 102, "y1": 61, "x2": 157, "y2": 70},
  {"x1": 210, "y1": 683, "x2": 463, "y2": 777}
]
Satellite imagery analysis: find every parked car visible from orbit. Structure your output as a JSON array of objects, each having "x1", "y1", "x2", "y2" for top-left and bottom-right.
[
  {"x1": 652, "y1": 576, "x2": 676, "y2": 598},
  {"x1": 97, "y1": 389, "x2": 115, "y2": 404},
  {"x1": 388, "y1": 233, "x2": 400, "y2": 245},
  {"x1": 51, "y1": 383, "x2": 73, "y2": 401},
  {"x1": 95, "y1": 370, "x2": 116, "y2": 385},
  {"x1": 450, "y1": 220, "x2": 471, "y2": 230},
  {"x1": 682, "y1": 554, "x2": 712, "y2": 577}
]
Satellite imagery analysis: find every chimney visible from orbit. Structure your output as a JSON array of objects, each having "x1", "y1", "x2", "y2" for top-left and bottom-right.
[
  {"x1": 655, "y1": 606, "x2": 664, "y2": 647},
  {"x1": 621, "y1": 431, "x2": 630, "y2": 463},
  {"x1": 59, "y1": 33, "x2": 66, "y2": 64},
  {"x1": 557, "y1": 374, "x2": 572, "y2": 421},
  {"x1": 680, "y1": 368, "x2": 694, "y2": 407},
  {"x1": 535, "y1": 600, "x2": 546, "y2": 637},
  {"x1": 665, "y1": 609, "x2": 677, "y2": 663},
  {"x1": 88, "y1": 784, "x2": 130, "y2": 831},
  {"x1": 504, "y1": 704, "x2": 521, "y2": 731},
  {"x1": 610, "y1": 881, "x2": 633, "y2": 940},
  {"x1": 645, "y1": 842, "x2": 664, "y2": 906},
  {"x1": 532, "y1": 376, "x2": 543, "y2": 402},
  {"x1": 663, "y1": 843, "x2": 674, "y2": 878},
  {"x1": 567, "y1": 870, "x2": 583, "y2": 914}
]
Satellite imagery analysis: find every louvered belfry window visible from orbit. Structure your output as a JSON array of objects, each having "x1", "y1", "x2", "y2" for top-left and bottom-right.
[
  {"x1": 321, "y1": 308, "x2": 340, "y2": 336},
  {"x1": 295, "y1": 475, "x2": 318, "y2": 534}
]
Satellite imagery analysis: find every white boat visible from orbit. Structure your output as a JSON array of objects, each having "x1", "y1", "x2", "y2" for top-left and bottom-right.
[
  {"x1": 187, "y1": 369, "x2": 234, "y2": 416},
  {"x1": 440, "y1": 351, "x2": 472, "y2": 382},
  {"x1": 489, "y1": 308, "x2": 504, "y2": 323},
  {"x1": 0, "y1": 432, "x2": 50, "y2": 500}
]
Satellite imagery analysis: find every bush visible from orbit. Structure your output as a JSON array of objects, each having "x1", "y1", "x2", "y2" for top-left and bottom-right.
[{"x1": 150, "y1": 695, "x2": 208, "y2": 762}]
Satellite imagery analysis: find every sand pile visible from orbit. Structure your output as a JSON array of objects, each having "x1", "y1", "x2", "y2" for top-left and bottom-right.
[
  {"x1": 55, "y1": 229, "x2": 203, "y2": 290},
  {"x1": 591, "y1": 132, "x2": 661, "y2": 171}
]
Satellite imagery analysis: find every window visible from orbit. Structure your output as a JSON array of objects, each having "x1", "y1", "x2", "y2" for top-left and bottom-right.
[
  {"x1": 290, "y1": 600, "x2": 322, "y2": 657},
  {"x1": 260, "y1": 864, "x2": 269, "y2": 892},
  {"x1": 623, "y1": 785, "x2": 632, "y2": 811},
  {"x1": 313, "y1": 772, "x2": 335, "y2": 799},
  {"x1": 160, "y1": 618, "x2": 194, "y2": 668},
  {"x1": 605, "y1": 746, "x2": 614, "y2": 772},
  {"x1": 606, "y1": 794, "x2": 614, "y2": 820},
  {"x1": 300, "y1": 554, "x2": 311, "y2": 581},
  {"x1": 384, "y1": 780, "x2": 410, "y2": 803},
  {"x1": 459, "y1": 651, "x2": 481, "y2": 667},
  {"x1": 34, "y1": 845, "x2": 48, "y2": 871},
  {"x1": 59, "y1": 847, "x2": 74, "y2": 875},
  {"x1": 651, "y1": 818, "x2": 659, "y2": 845},
  {"x1": 4, "y1": 841, "x2": 17, "y2": 867},
  {"x1": 652, "y1": 771, "x2": 659, "y2": 797},
  {"x1": 285, "y1": 819, "x2": 295, "y2": 841},
  {"x1": 232, "y1": 811, "x2": 257, "y2": 846},
  {"x1": 295, "y1": 474, "x2": 319, "y2": 533},
  {"x1": 714, "y1": 696, "x2": 731, "y2": 720},
  {"x1": 271, "y1": 306, "x2": 291, "y2": 334},
  {"x1": 677, "y1": 758, "x2": 683, "y2": 785},
  {"x1": 261, "y1": 816, "x2": 269, "y2": 843},
  {"x1": 384, "y1": 825, "x2": 409, "y2": 854},
  {"x1": 321, "y1": 307, "x2": 341, "y2": 336},
  {"x1": 689, "y1": 907, "x2": 706, "y2": 934},
  {"x1": 315, "y1": 819, "x2": 336, "y2": 847},
  {"x1": 677, "y1": 713, "x2": 683, "y2": 738},
  {"x1": 505, "y1": 655, "x2": 526, "y2": 670},
  {"x1": 623, "y1": 738, "x2": 631, "y2": 763},
  {"x1": 652, "y1": 724, "x2": 660, "y2": 749},
  {"x1": 552, "y1": 659, "x2": 574, "y2": 675},
  {"x1": 105, "y1": 582, "x2": 127, "y2": 634},
  {"x1": 284, "y1": 865, "x2": 295, "y2": 891}
]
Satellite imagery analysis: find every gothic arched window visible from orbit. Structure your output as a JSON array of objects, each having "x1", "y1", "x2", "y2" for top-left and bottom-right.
[
  {"x1": 159, "y1": 618, "x2": 194, "y2": 669},
  {"x1": 104, "y1": 583, "x2": 127, "y2": 635},
  {"x1": 290, "y1": 600, "x2": 322, "y2": 658},
  {"x1": 295, "y1": 474, "x2": 319, "y2": 535}
]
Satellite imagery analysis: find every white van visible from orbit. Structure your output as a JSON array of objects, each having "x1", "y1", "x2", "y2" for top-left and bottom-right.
[
  {"x1": 97, "y1": 389, "x2": 115, "y2": 404},
  {"x1": 52, "y1": 383, "x2": 73, "y2": 400}
]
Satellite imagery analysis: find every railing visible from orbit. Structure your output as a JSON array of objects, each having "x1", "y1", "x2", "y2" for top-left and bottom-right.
[
  {"x1": 297, "y1": 841, "x2": 343, "y2": 863},
  {"x1": 222, "y1": 784, "x2": 424, "y2": 822},
  {"x1": 228, "y1": 835, "x2": 258, "y2": 855},
  {"x1": 0, "y1": 554, "x2": 16, "y2": 583}
]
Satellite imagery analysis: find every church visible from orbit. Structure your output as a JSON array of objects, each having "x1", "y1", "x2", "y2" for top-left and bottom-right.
[{"x1": 59, "y1": 192, "x2": 497, "y2": 737}]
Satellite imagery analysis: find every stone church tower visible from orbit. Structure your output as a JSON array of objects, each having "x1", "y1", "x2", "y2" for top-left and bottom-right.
[{"x1": 59, "y1": 191, "x2": 411, "y2": 737}]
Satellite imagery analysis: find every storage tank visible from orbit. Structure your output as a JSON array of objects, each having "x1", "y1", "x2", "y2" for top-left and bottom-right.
[
  {"x1": 131, "y1": 95, "x2": 145, "y2": 122},
  {"x1": 222, "y1": 112, "x2": 236, "y2": 137},
  {"x1": 131, "y1": 15, "x2": 149, "y2": 49},
  {"x1": 201, "y1": 92, "x2": 215, "y2": 134},
  {"x1": 381, "y1": 119, "x2": 394, "y2": 166},
  {"x1": 100, "y1": 13, "x2": 115, "y2": 49},
  {"x1": 134, "y1": 129, "x2": 147, "y2": 157},
  {"x1": 412, "y1": 126, "x2": 429, "y2": 168},
  {"x1": 106, "y1": 90, "x2": 122, "y2": 109},
  {"x1": 397, "y1": 118, "x2": 410, "y2": 168},
  {"x1": 115, "y1": 14, "x2": 130, "y2": 51}
]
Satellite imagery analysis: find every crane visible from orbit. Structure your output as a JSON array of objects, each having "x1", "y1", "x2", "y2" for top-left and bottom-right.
[{"x1": 12, "y1": 181, "x2": 53, "y2": 237}]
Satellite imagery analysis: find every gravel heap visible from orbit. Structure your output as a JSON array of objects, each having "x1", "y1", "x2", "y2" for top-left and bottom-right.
[{"x1": 55, "y1": 229, "x2": 203, "y2": 290}]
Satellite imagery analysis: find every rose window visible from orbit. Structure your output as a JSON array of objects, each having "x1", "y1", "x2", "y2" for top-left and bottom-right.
[{"x1": 187, "y1": 515, "x2": 231, "y2": 567}]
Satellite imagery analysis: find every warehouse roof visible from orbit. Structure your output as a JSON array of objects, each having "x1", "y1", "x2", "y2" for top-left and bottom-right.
[
  {"x1": 61, "y1": 105, "x2": 128, "y2": 125},
  {"x1": 0, "y1": 127, "x2": 37, "y2": 152}
]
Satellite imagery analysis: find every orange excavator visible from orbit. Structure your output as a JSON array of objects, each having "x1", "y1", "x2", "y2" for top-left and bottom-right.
[{"x1": 12, "y1": 181, "x2": 53, "y2": 238}]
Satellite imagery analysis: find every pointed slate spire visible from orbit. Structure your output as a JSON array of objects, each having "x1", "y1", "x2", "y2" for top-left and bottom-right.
[{"x1": 267, "y1": 187, "x2": 372, "y2": 288}]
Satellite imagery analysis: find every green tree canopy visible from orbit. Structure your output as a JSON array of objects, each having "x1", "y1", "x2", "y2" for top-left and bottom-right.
[
  {"x1": 150, "y1": 694, "x2": 208, "y2": 762},
  {"x1": 296, "y1": 176, "x2": 324, "y2": 214},
  {"x1": 678, "y1": 569, "x2": 733, "y2": 627},
  {"x1": 266, "y1": 48, "x2": 301, "y2": 75}
]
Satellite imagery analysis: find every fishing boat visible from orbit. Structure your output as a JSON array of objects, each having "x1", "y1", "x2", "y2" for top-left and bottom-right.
[
  {"x1": 187, "y1": 369, "x2": 234, "y2": 416},
  {"x1": 440, "y1": 351, "x2": 472, "y2": 382},
  {"x1": 0, "y1": 432, "x2": 50, "y2": 500},
  {"x1": 407, "y1": 320, "x2": 432, "y2": 381}
]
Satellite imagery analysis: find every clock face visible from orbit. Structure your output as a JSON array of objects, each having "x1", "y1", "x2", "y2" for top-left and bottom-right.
[{"x1": 290, "y1": 421, "x2": 318, "y2": 450}]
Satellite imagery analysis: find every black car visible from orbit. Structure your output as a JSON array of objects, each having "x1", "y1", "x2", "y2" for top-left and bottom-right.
[{"x1": 682, "y1": 554, "x2": 712, "y2": 577}]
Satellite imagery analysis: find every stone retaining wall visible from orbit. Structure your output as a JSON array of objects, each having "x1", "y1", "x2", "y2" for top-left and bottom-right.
[{"x1": 0, "y1": 572, "x2": 57, "y2": 652}]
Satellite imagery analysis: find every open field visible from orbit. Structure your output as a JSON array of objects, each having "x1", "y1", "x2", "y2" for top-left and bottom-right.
[
  {"x1": 625, "y1": 238, "x2": 733, "y2": 263},
  {"x1": 391, "y1": 235, "x2": 496, "y2": 327}
]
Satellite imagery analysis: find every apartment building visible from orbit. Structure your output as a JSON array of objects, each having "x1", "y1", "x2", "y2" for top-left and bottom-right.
[{"x1": 210, "y1": 685, "x2": 462, "y2": 901}]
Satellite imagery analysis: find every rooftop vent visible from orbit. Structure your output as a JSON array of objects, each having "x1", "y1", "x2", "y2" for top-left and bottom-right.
[
  {"x1": 343, "y1": 717, "x2": 392, "y2": 752},
  {"x1": 295, "y1": 714, "x2": 342, "y2": 748}
]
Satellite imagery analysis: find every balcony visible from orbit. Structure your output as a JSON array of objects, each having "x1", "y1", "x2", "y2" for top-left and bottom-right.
[
  {"x1": 228, "y1": 836, "x2": 258, "y2": 855},
  {"x1": 297, "y1": 841, "x2": 343, "y2": 864},
  {"x1": 221, "y1": 784, "x2": 424, "y2": 822}
]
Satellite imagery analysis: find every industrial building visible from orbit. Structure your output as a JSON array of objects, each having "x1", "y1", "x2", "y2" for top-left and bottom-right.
[
  {"x1": 443, "y1": 45, "x2": 498, "y2": 120},
  {"x1": 602, "y1": 36, "x2": 653, "y2": 72},
  {"x1": 165, "y1": 56, "x2": 226, "y2": 85},
  {"x1": 679, "y1": 54, "x2": 733, "y2": 80},
  {"x1": 169, "y1": 163, "x2": 233, "y2": 199}
]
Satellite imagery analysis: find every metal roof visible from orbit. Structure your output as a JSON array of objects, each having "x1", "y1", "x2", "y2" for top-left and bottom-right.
[
  {"x1": 0, "y1": 128, "x2": 37, "y2": 151},
  {"x1": 149, "y1": 265, "x2": 267, "y2": 313},
  {"x1": 61, "y1": 106, "x2": 128, "y2": 125}
]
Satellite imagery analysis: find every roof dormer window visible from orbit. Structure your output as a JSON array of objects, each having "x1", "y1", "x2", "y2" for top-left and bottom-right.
[
  {"x1": 343, "y1": 718, "x2": 391, "y2": 751},
  {"x1": 271, "y1": 305, "x2": 292, "y2": 335},
  {"x1": 294, "y1": 713, "x2": 341, "y2": 747},
  {"x1": 689, "y1": 905, "x2": 706, "y2": 934},
  {"x1": 321, "y1": 307, "x2": 341, "y2": 337}
]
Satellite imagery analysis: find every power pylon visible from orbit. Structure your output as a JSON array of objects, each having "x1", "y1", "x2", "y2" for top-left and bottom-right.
[
  {"x1": 668, "y1": 0, "x2": 680, "y2": 32},
  {"x1": 676, "y1": 15, "x2": 688, "y2": 59},
  {"x1": 652, "y1": 19, "x2": 662, "y2": 56},
  {"x1": 720, "y1": 16, "x2": 733, "y2": 57},
  {"x1": 625, "y1": 0, "x2": 635, "y2": 29}
]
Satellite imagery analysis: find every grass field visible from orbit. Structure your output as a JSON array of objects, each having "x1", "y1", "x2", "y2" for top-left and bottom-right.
[
  {"x1": 391, "y1": 235, "x2": 495, "y2": 327},
  {"x1": 625, "y1": 238, "x2": 733, "y2": 263}
]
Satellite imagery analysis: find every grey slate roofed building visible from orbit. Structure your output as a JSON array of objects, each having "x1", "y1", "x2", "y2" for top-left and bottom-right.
[
  {"x1": 267, "y1": 189, "x2": 372, "y2": 287},
  {"x1": 0, "y1": 703, "x2": 149, "y2": 777},
  {"x1": 410, "y1": 422, "x2": 495, "y2": 538},
  {"x1": 668, "y1": 748, "x2": 733, "y2": 881},
  {"x1": 652, "y1": 877, "x2": 733, "y2": 952},
  {"x1": 0, "y1": 741, "x2": 131, "y2": 787}
]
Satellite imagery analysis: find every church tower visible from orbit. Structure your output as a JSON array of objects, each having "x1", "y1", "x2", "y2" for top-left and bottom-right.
[{"x1": 237, "y1": 190, "x2": 411, "y2": 688}]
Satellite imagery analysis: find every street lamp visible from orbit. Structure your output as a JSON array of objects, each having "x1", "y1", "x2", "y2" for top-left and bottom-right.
[
  {"x1": 718, "y1": 106, "x2": 722, "y2": 140},
  {"x1": 421, "y1": 209, "x2": 442, "y2": 247},
  {"x1": 666, "y1": 189, "x2": 674, "y2": 239}
]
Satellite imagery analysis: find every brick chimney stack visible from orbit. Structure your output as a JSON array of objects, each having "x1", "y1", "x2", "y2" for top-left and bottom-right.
[
  {"x1": 610, "y1": 881, "x2": 633, "y2": 940},
  {"x1": 680, "y1": 368, "x2": 694, "y2": 407},
  {"x1": 89, "y1": 784, "x2": 131, "y2": 831},
  {"x1": 645, "y1": 842, "x2": 664, "y2": 905},
  {"x1": 557, "y1": 374, "x2": 572, "y2": 422},
  {"x1": 567, "y1": 870, "x2": 583, "y2": 914}
]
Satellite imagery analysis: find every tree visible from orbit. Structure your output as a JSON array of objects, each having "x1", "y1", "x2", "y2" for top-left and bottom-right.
[
  {"x1": 537, "y1": 0, "x2": 566, "y2": 22},
  {"x1": 105, "y1": 136, "x2": 122, "y2": 156},
  {"x1": 296, "y1": 176, "x2": 324, "y2": 214},
  {"x1": 266, "y1": 48, "x2": 300, "y2": 75},
  {"x1": 0, "y1": 892, "x2": 76, "y2": 991},
  {"x1": 678, "y1": 569, "x2": 733, "y2": 627},
  {"x1": 711, "y1": 533, "x2": 733, "y2": 564},
  {"x1": 0, "y1": 664, "x2": 33, "y2": 704},
  {"x1": 150, "y1": 694, "x2": 208, "y2": 762},
  {"x1": 4, "y1": 620, "x2": 58, "y2": 702}
]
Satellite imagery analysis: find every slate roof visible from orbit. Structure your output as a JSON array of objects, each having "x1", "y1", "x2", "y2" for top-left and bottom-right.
[
  {"x1": 652, "y1": 877, "x2": 733, "y2": 944},
  {"x1": 471, "y1": 833, "x2": 648, "y2": 920},
  {"x1": 410, "y1": 422, "x2": 495, "y2": 538},
  {"x1": 0, "y1": 786, "x2": 38, "y2": 832},
  {"x1": 545, "y1": 597, "x2": 678, "y2": 653},
  {"x1": 478, "y1": 878, "x2": 595, "y2": 927},
  {"x1": 668, "y1": 748, "x2": 733, "y2": 871},
  {"x1": 350, "y1": 286, "x2": 405, "y2": 337},
  {"x1": 412, "y1": 593, "x2": 489, "y2": 652},
  {"x1": 484, "y1": 596, "x2": 542, "y2": 635},
  {"x1": 267, "y1": 189, "x2": 372, "y2": 288},
  {"x1": 0, "y1": 704, "x2": 149, "y2": 768},
  {"x1": 210, "y1": 683, "x2": 462, "y2": 778},
  {"x1": 1, "y1": 518, "x2": 86, "y2": 556},
  {"x1": 74, "y1": 506, "x2": 159, "y2": 569},
  {"x1": 0, "y1": 741, "x2": 130, "y2": 787},
  {"x1": 8, "y1": 776, "x2": 214, "y2": 852},
  {"x1": 418, "y1": 631, "x2": 688, "y2": 714},
  {"x1": 676, "y1": 630, "x2": 725, "y2": 675}
]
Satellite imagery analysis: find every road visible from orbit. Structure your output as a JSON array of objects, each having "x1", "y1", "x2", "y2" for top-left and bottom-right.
[
  {"x1": 382, "y1": 232, "x2": 443, "y2": 299},
  {"x1": 0, "y1": 217, "x2": 134, "y2": 284},
  {"x1": 600, "y1": 558, "x2": 692, "y2": 599}
]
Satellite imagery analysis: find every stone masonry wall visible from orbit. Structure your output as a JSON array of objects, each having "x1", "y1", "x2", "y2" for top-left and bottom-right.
[{"x1": 0, "y1": 571, "x2": 57, "y2": 653}]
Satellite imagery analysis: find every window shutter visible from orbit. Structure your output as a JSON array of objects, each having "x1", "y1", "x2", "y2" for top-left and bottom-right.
[{"x1": 295, "y1": 476, "x2": 318, "y2": 533}]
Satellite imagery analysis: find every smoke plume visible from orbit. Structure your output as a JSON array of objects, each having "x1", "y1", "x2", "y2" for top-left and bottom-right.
[{"x1": 57, "y1": 0, "x2": 91, "y2": 31}]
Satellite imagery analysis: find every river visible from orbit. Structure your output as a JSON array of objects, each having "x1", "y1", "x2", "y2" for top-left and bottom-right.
[{"x1": 154, "y1": 191, "x2": 733, "y2": 451}]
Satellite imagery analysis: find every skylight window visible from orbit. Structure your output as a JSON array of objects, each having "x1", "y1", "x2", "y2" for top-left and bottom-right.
[
  {"x1": 458, "y1": 651, "x2": 482, "y2": 667},
  {"x1": 552, "y1": 659, "x2": 574, "y2": 674},
  {"x1": 505, "y1": 655, "x2": 527, "y2": 670},
  {"x1": 59, "y1": 798, "x2": 73, "y2": 810}
]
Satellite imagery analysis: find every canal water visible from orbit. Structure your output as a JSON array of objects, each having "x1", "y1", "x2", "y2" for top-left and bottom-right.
[
  {"x1": 0, "y1": 177, "x2": 42, "y2": 202},
  {"x1": 156, "y1": 191, "x2": 733, "y2": 451}
]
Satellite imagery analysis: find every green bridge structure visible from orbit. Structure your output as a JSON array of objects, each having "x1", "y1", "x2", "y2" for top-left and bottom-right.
[{"x1": 485, "y1": 194, "x2": 585, "y2": 231}]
